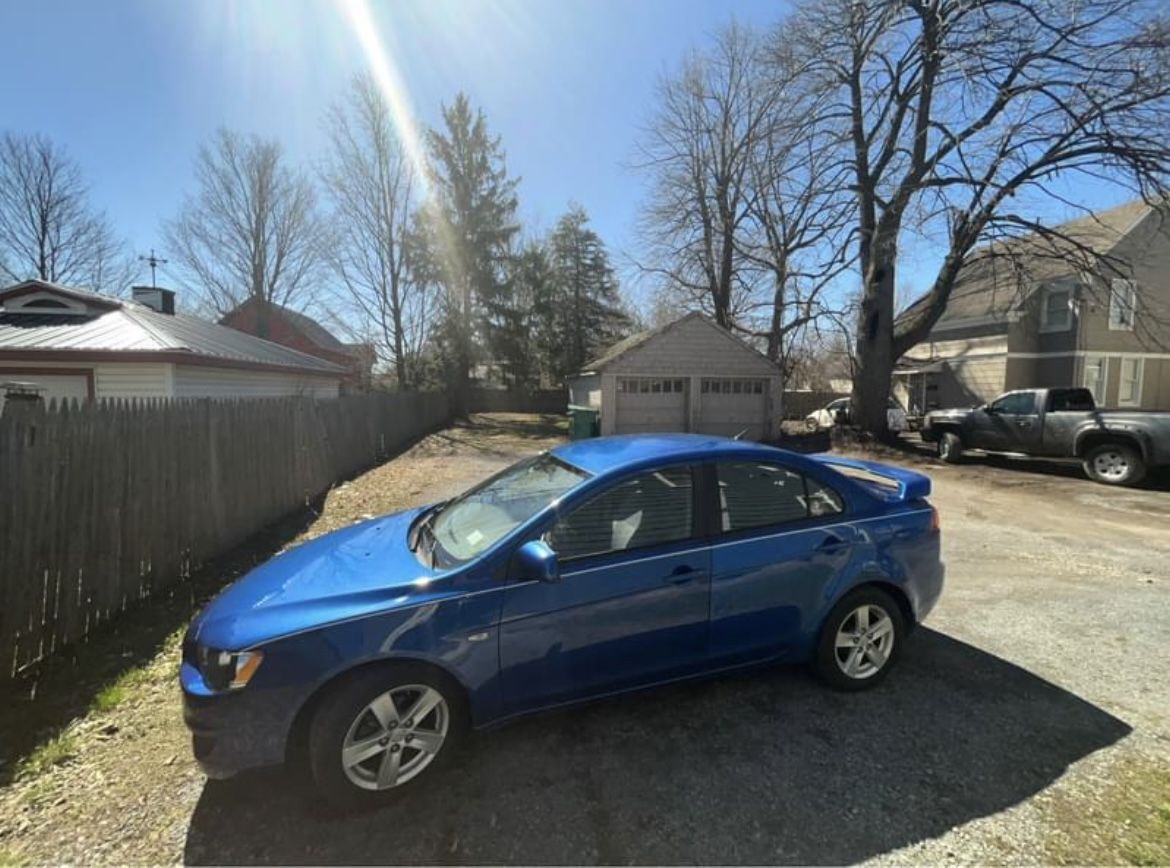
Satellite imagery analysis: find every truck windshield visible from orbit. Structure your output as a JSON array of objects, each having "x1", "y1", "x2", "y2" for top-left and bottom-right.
[{"x1": 429, "y1": 454, "x2": 589, "y2": 566}]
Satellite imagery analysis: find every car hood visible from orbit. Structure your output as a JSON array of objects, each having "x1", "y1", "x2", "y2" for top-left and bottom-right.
[{"x1": 191, "y1": 506, "x2": 441, "y2": 650}]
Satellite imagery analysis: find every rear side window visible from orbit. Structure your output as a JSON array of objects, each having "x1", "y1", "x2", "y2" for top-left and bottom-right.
[
  {"x1": 546, "y1": 467, "x2": 694, "y2": 561},
  {"x1": 716, "y1": 462, "x2": 844, "y2": 532}
]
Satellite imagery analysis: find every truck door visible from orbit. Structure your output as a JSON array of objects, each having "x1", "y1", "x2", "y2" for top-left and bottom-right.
[{"x1": 986, "y1": 391, "x2": 1042, "y2": 452}]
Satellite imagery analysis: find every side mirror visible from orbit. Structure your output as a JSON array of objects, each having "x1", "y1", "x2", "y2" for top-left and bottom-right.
[
  {"x1": 513, "y1": 540, "x2": 560, "y2": 583},
  {"x1": 981, "y1": 404, "x2": 996, "y2": 414}
]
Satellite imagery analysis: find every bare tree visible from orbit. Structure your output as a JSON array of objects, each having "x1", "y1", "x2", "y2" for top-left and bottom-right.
[
  {"x1": 0, "y1": 132, "x2": 131, "y2": 292},
  {"x1": 636, "y1": 24, "x2": 853, "y2": 373},
  {"x1": 783, "y1": 0, "x2": 1170, "y2": 433},
  {"x1": 165, "y1": 129, "x2": 325, "y2": 321},
  {"x1": 321, "y1": 75, "x2": 437, "y2": 389},
  {"x1": 735, "y1": 44, "x2": 856, "y2": 373},
  {"x1": 636, "y1": 23, "x2": 773, "y2": 330}
]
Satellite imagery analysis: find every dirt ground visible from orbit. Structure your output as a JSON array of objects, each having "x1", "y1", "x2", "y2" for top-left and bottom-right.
[{"x1": 0, "y1": 415, "x2": 1167, "y2": 865}]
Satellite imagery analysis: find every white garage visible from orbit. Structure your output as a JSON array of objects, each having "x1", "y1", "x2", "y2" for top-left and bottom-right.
[{"x1": 567, "y1": 313, "x2": 783, "y2": 440}]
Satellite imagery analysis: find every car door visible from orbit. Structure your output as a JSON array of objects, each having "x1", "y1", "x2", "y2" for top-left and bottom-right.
[
  {"x1": 707, "y1": 460, "x2": 854, "y2": 666},
  {"x1": 498, "y1": 464, "x2": 710, "y2": 715},
  {"x1": 981, "y1": 391, "x2": 1039, "y2": 452}
]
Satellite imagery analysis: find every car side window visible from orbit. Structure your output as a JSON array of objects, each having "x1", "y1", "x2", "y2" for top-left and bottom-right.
[
  {"x1": 990, "y1": 392, "x2": 1035, "y2": 414},
  {"x1": 545, "y1": 466, "x2": 694, "y2": 561},
  {"x1": 806, "y1": 477, "x2": 845, "y2": 518},
  {"x1": 716, "y1": 462, "x2": 845, "y2": 532}
]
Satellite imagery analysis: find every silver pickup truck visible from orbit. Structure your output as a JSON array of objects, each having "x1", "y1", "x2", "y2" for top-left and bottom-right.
[{"x1": 920, "y1": 387, "x2": 1170, "y2": 486}]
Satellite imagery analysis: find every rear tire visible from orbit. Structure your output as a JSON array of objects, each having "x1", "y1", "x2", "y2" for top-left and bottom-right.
[
  {"x1": 307, "y1": 662, "x2": 468, "y2": 812},
  {"x1": 937, "y1": 431, "x2": 963, "y2": 464},
  {"x1": 1082, "y1": 442, "x2": 1146, "y2": 486},
  {"x1": 814, "y1": 588, "x2": 906, "y2": 691}
]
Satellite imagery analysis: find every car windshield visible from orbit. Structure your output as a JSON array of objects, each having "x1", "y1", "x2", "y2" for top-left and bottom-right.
[{"x1": 428, "y1": 454, "x2": 588, "y2": 566}]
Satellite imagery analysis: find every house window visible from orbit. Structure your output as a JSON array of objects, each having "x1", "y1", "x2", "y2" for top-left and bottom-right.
[
  {"x1": 1081, "y1": 355, "x2": 1107, "y2": 403},
  {"x1": 1118, "y1": 358, "x2": 1144, "y2": 407},
  {"x1": 1108, "y1": 279, "x2": 1136, "y2": 331},
  {"x1": 1040, "y1": 287, "x2": 1072, "y2": 332}
]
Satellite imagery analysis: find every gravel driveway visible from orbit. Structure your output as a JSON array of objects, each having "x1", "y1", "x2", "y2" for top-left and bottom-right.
[{"x1": 1, "y1": 419, "x2": 1167, "y2": 865}]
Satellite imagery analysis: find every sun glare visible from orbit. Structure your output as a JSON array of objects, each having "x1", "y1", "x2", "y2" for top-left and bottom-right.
[{"x1": 337, "y1": 0, "x2": 432, "y2": 199}]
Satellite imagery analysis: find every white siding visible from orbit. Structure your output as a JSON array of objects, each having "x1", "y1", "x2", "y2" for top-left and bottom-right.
[
  {"x1": 172, "y1": 366, "x2": 341, "y2": 399},
  {"x1": 0, "y1": 359, "x2": 170, "y2": 401},
  {"x1": 94, "y1": 363, "x2": 170, "y2": 398}
]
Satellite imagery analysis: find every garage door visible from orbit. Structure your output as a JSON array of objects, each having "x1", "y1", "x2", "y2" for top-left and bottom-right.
[
  {"x1": 614, "y1": 377, "x2": 687, "y2": 434},
  {"x1": 0, "y1": 371, "x2": 90, "y2": 415},
  {"x1": 696, "y1": 378, "x2": 767, "y2": 439}
]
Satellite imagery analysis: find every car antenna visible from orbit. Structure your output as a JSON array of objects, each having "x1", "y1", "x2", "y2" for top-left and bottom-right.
[{"x1": 732, "y1": 428, "x2": 749, "y2": 440}]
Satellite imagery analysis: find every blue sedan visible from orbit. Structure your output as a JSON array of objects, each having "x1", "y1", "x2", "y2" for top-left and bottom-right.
[{"x1": 182, "y1": 434, "x2": 943, "y2": 808}]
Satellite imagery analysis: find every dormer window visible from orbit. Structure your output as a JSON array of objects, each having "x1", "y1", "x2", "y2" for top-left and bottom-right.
[{"x1": 0, "y1": 289, "x2": 93, "y2": 316}]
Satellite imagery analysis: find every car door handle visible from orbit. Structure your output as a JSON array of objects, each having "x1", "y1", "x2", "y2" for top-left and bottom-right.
[
  {"x1": 664, "y1": 565, "x2": 704, "y2": 584},
  {"x1": 1016, "y1": 420, "x2": 1032, "y2": 428},
  {"x1": 817, "y1": 534, "x2": 849, "y2": 554}
]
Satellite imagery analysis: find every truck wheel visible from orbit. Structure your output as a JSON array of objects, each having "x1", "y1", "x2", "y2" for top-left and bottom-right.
[
  {"x1": 937, "y1": 432, "x2": 963, "y2": 464},
  {"x1": 1083, "y1": 443, "x2": 1146, "y2": 486}
]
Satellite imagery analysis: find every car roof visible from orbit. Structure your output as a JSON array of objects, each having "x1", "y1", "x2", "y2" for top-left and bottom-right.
[{"x1": 550, "y1": 433, "x2": 786, "y2": 476}]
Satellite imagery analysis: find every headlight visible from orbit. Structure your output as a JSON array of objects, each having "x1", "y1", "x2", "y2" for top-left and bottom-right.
[{"x1": 195, "y1": 647, "x2": 264, "y2": 691}]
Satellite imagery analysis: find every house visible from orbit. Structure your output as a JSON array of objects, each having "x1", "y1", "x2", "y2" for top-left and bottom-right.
[
  {"x1": 567, "y1": 312, "x2": 783, "y2": 439},
  {"x1": 895, "y1": 199, "x2": 1170, "y2": 414},
  {"x1": 220, "y1": 297, "x2": 374, "y2": 391},
  {"x1": 0, "y1": 280, "x2": 345, "y2": 411}
]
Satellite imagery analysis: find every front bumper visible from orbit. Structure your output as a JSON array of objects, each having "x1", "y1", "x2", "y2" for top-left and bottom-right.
[{"x1": 181, "y1": 661, "x2": 301, "y2": 778}]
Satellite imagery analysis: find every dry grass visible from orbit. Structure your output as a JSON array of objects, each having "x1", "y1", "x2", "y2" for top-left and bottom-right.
[{"x1": 1045, "y1": 755, "x2": 1170, "y2": 865}]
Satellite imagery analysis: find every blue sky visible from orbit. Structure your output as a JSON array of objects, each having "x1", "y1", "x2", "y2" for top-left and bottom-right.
[
  {"x1": 0, "y1": 0, "x2": 780, "y2": 298},
  {"x1": 0, "y1": 0, "x2": 1137, "y2": 312}
]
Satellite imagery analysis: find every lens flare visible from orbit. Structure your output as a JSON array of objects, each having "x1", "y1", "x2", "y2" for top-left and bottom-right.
[{"x1": 337, "y1": 0, "x2": 431, "y2": 198}]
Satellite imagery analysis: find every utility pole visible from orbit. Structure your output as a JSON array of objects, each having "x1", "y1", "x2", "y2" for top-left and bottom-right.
[{"x1": 138, "y1": 249, "x2": 168, "y2": 288}]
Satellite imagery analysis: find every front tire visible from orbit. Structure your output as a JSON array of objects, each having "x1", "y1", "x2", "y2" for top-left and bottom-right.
[
  {"x1": 814, "y1": 588, "x2": 906, "y2": 691},
  {"x1": 1083, "y1": 442, "x2": 1146, "y2": 486},
  {"x1": 307, "y1": 662, "x2": 467, "y2": 811},
  {"x1": 937, "y1": 431, "x2": 963, "y2": 463}
]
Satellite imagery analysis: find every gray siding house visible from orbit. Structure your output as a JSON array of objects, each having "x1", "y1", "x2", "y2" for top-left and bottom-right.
[
  {"x1": 895, "y1": 199, "x2": 1170, "y2": 413},
  {"x1": 568, "y1": 313, "x2": 783, "y2": 439}
]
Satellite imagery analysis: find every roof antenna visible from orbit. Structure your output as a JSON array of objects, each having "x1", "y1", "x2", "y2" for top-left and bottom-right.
[
  {"x1": 733, "y1": 427, "x2": 749, "y2": 440},
  {"x1": 138, "y1": 249, "x2": 168, "y2": 288}
]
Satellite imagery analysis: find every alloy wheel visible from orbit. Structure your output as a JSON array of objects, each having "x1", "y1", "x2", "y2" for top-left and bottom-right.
[
  {"x1": 1092, "y1": 450, "x2": 1130, "y2": 482},
  {"x1": 833, "y1": 604, "x2": 895, "y2": 679},
  {"x1": 341, "y1": 684, "x2": 449, "y2": 790}
]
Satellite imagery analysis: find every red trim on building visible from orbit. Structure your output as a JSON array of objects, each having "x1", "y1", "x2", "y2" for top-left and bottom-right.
[
  {"x1": 0, "y1": 365, "x2": 96, "y2": 398},
  {"x1": 0, "y1": 350, "x2": 341, "y2": 378}
]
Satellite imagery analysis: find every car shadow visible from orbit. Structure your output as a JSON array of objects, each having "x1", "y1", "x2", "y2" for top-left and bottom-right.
[{"x1": 183, "y1": 629, "x2": 1130, "y2": 865}]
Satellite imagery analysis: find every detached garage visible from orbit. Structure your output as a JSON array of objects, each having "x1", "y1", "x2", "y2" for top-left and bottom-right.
[{"x1": 567, "y1": 313, "x2": 783, "y2": 440}]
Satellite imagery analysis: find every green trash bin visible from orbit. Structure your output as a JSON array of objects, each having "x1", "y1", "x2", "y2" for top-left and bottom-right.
[{"x1": 568, "y1": 404, "x2": 600, "y2": 440}]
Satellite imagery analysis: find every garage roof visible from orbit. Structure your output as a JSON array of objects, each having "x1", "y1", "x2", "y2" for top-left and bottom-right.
[
  {"x1": 578, "y1": 312, "x2": 778, "y2": 375},
  {"x1": 0, "y1": 280, "x2": 345, "y2": 375}
]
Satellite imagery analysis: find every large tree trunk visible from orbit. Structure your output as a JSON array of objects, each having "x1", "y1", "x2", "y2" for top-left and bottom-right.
[{"x1": 850, "y1": 251, "x2": 896, "y2": 437}]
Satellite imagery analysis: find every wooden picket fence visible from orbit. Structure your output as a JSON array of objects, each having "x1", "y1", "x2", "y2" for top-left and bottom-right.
[{"x1": 0, "y1": 392, "x2": 450, "y2": 680}]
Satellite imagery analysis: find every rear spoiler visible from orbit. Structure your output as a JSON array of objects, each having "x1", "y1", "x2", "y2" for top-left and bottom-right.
[{"x1": 808, "y1": 454, "x2": 932, "y2": 502}]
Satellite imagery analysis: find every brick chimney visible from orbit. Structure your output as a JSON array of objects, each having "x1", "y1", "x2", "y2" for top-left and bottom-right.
[{"x1": 131, "y1": 285, "x2": 176, "y2": 314}]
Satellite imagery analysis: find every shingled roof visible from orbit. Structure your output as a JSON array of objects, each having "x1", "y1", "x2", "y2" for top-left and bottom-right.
[{"x1": 898, "y1": 199, "x2": 1155, "y2": 330}]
